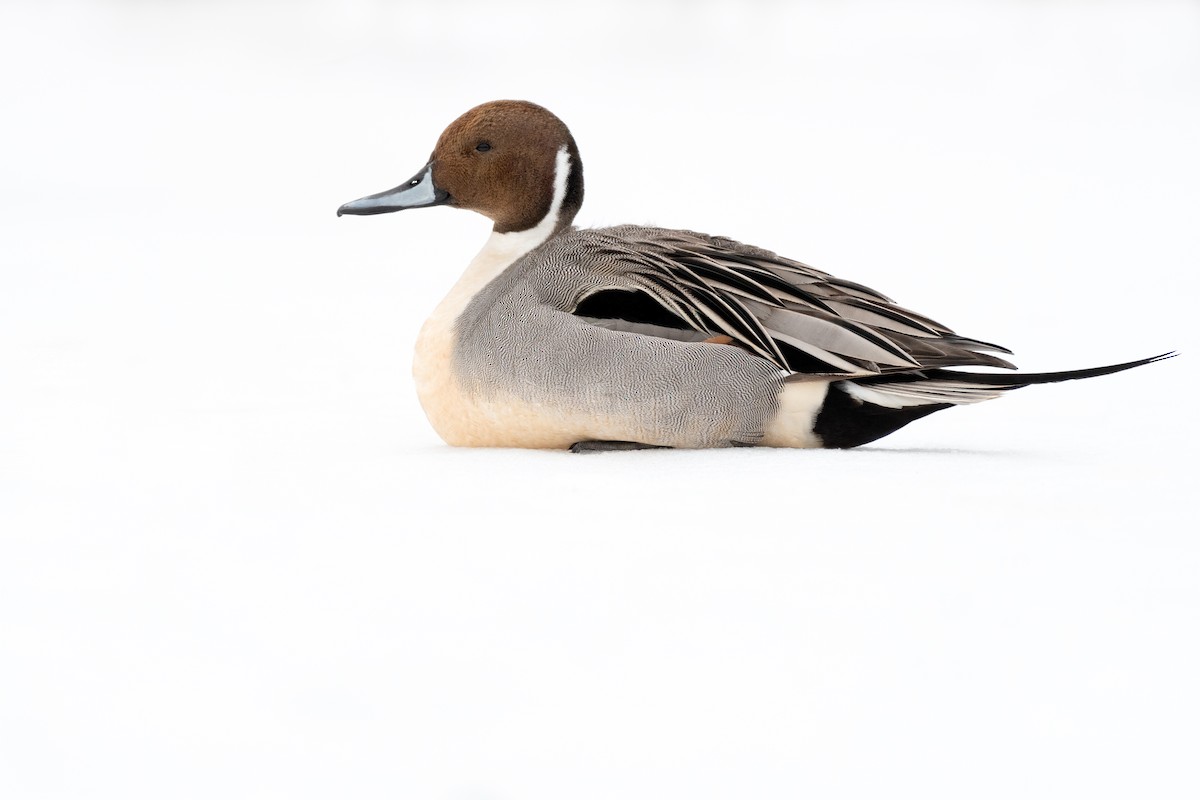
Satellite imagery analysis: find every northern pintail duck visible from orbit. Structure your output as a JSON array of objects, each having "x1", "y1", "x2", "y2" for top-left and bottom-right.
[{"x1": 338, "y1": 100, "x2": 1172, "y2": 451}]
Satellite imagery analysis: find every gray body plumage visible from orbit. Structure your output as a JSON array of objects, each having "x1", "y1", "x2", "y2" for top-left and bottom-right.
[
  {"x1": 453, "y1": 227, "x2": 789, "y2": 447},
  {"x1": 450, "y1": 224, "x2": 1014, "y2": 448}
]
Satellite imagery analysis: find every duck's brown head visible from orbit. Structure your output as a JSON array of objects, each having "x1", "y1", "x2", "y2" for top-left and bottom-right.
[{"x1": 338, "y1": 100, "x2": 584, "y2": 235}]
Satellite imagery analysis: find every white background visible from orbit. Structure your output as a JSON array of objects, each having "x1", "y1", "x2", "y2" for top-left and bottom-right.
[{"x1": 2, "y1": 1, "x2": 1197, "y2": 798}]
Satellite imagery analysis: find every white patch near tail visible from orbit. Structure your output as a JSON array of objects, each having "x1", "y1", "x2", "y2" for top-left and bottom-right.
[
  {"x1": 841, "y1": 379, "x2": 1009, "y2": 408},
  {"x1": 761, "y1": 380, "x2": 830, "y2": 448}
]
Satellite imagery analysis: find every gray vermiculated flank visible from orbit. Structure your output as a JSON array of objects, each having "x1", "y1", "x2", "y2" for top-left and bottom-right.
[{"x1": 453, "y1": 228, "x2": 791, "y2": 448}]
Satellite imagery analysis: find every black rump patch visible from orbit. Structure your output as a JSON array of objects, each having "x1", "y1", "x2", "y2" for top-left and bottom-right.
[{"x1": 814, "y1": 383, "x2": 952, "y2": 448}]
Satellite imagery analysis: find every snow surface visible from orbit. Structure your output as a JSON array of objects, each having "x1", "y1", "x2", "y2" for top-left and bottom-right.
[{"x1": 2, "y1": 1, "x2": 1198, "y2": 798}]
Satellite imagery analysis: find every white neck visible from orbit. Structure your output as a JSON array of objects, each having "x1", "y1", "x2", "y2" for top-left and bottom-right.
[{"x1": 428, "y1": 146, "x2": 572, "y2": 324}]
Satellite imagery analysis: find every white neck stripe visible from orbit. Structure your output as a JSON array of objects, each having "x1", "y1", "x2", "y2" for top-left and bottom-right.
[{"x1": 518, "y1": 145, "x2": 571, "y2": 249}]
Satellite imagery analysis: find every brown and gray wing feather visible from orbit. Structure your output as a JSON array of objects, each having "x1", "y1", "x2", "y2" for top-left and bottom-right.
[{"x1": 543, "y1": 225, "x2": 1014, "y2": 376}]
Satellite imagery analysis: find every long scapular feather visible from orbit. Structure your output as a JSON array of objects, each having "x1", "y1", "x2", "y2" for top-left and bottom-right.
[{"x1": 565, "y1": 227, "x2": 1173, "y2": 382}]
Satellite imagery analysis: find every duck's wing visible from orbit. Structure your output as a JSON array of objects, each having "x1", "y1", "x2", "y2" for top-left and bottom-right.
[{"x1": 550, "y1": 226, "x2": 1015, "y2": 376}]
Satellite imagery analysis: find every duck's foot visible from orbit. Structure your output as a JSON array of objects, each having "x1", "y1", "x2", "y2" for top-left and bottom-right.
[{"x1": 568, "y1": 440, "x2": 671, "y2": 454}]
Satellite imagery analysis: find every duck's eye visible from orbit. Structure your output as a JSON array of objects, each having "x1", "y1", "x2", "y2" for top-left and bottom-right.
[{"x1": 475, "y1": 142, "x2": 492, "y2": 153}]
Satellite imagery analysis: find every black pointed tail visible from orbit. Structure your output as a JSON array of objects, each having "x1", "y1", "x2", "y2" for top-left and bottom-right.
[
  {"x1": 893, "y1": 351, "x2": 1177, "y2": 389},
  {"x1": 815, "y1": 352, "x2": 1176, "y2": 448}
]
